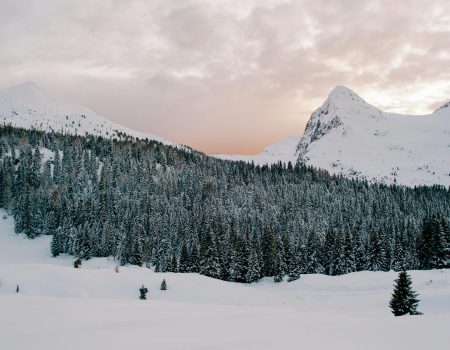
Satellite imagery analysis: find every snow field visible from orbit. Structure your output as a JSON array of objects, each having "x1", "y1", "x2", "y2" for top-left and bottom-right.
[{"x1": 1, "y1": 211, "x2": 450, "y2": 349}]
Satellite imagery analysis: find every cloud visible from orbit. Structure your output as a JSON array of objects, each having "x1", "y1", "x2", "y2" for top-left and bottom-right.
[{"x1": 0, "y1": 0, "x2": 449, "y2": 154}]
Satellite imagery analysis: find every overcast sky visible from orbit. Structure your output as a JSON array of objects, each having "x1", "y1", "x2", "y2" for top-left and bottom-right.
[{"x1": 1, "y1": 0, "x2": 449, "y2": 154}]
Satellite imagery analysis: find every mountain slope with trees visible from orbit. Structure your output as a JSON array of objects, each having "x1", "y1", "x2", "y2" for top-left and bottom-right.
[{"x1": 1, "y1": 125, "x2": 449, "y2": 282}]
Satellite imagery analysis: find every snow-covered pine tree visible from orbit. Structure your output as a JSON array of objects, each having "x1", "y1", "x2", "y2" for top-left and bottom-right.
[
  {"x1": 418, "y1": 215, "x2": 448, "y2": 269},
  {"x1": 389, "y1": 270, "x2": 420, "y2": 316},
  {"x1": 392, "y1": 232, "x2": 406, "y2": 271},
  {"x1": 366, "y1": 231, "x2": 386, "y2": 271},
  {"x1": 139, "y1": 285, "x2": 148, "y2": 300},
  {"x1": 160, "y1": 279, "x2": 167, "y2": 290},
  {"x1": 199, "y1": 232, "x2": 222, "y2": 279},
  {"x1": 261, "y1": 227, "x2": 277, "y2": 276},
  {"x1": 178, "y1": 242, "x2": 190, "y2": 273},
  {"x1": 287, "y1": 244, "x2": 301, "y2": 282}
]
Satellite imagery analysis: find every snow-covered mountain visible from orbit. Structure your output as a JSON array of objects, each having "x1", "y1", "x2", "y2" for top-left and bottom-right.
[
  {"x1": 215, "y1": 135, "x2": 301, "y2": 166},
  {"x1": 0, "y1": 82, "x2": 170, "y2": 144},
  {"x1": 218, "y1": 86, "x2": 449, "y2": 187},
  {"x1": 2, "y1": 82, "x2": 449, "y2": 187},
  {"x1": 298, "y1": 86, "x2": 450, "y2": 187}
]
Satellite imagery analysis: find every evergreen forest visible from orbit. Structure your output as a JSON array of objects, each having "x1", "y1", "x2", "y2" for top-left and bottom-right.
[{"x1": 1, "y1": 125, "x2": 449, "y2": 282}]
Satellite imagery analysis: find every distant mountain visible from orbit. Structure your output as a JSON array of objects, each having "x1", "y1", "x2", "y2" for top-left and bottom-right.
[
  {"x1": 215, "y1": 135, "x2": 301, "y2": 166},
  {"x1": 0, "y1": 82, "x2": 170, "y2": 144},
  {"x1": 297, "y1": 86, "x2": 450, "y2": 187},
  {"x1": 2, "y1": 82, "x2": 449, "y2": 187},
  {"x1": 219, "y1": 86, "x2": 450, "y2": 187}
]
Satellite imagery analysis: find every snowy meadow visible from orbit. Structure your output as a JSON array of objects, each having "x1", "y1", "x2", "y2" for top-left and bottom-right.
[{"x1": 1, "y1": 211, "x2": 449, "y2": 350}]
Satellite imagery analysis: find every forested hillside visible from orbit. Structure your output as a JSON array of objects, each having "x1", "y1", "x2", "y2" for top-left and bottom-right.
[{"x1": 1, "y1": 125, "x2": 449, "y2": 282}]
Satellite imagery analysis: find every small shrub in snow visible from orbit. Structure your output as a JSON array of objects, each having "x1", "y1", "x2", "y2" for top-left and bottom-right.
[
  {"x1": 139, "y1": 285, "x2": 148, "y2": 300},
  {"x1": 73, "y1": 259, "x2": 81, "y2": 268},
  {"x1": 160, "y1": 279, "x2": 167, "y2": 290}
]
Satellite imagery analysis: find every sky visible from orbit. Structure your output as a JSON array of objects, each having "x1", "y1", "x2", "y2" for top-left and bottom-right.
[{"x1": 0, "y1": 0, "x2": 449, "y2": 155}]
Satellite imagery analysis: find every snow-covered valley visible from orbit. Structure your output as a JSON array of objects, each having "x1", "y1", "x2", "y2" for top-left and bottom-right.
[{"x1": 1, "y1": 210, "x2": 450, "y2": 350}]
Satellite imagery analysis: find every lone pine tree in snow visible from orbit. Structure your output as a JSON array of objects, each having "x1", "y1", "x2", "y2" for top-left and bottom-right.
[
  {"x1": 389, "y1": 271, "x2": 420, "y2": 316},
  {"x1": 139, "y1": 285, "x2": 148, "y2": 300},
  {"x1": 160, "y1": 279, "x2": 167, "y2": 290}
]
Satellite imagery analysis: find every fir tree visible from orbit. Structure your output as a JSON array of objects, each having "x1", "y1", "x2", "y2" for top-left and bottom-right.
[
  {"x1": 139, "y1": 284, "x2": 148, "y2": 300},
  {"x1": 178, "y1": 242, "x2": 190, "y2": 273},
  {"x1": 389, "y1": 271, "x2": 420, "y2": 316},
  {"x1": 366, "y1": 231, "x2": 386, "y2": 271},
  {"x1": 199, "y1": 232, "x2": 222, "y2": 279},
  {"x1": 418, "y1": 215, "x2": 449, "y2": 269},
  {"x1": 187, "y1": 247, "x2": 200, "y2": 273},
  {"x1": 286, "y1": 245, "x2": 301, "y2": 282},
  {"x1": 392, "y1": 232, "x2": 406, "y2": 271},
  {"x1": 160, "y1": 279, "x2": 167, "y2": 290},
  {"x1": 261, "y1": 227, "x2": 277, "y2": 276}
]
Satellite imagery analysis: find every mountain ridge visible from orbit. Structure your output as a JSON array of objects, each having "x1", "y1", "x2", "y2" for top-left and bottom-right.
[
  {"x1": 220, "y1": 86, "x2": 450, "y2": 187},
  {"x1": 0, "y1": 82, "x2": 171, "y2": 144}
]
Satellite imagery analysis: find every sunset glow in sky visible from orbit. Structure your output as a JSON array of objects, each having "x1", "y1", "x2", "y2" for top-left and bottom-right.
[{"x1": 1, "y1": 0, "x2": 449, "y2": 154}]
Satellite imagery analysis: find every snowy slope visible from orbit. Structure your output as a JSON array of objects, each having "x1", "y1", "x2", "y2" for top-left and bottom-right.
[
  {"x1": 297, "y1": 86, "x2": 450, "y2": 186},
  {"x1": 1, "y1": 210, "x2": 450, "y2": 349},
  {"x1": 0, "y1": 82, "x2": 170, "y2": 144},
  {"x1": 215, "y1": 135, "x2": 301, "y2": 166}
]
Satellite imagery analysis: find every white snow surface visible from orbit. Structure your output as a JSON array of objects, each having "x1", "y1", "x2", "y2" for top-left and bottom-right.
[
  {"x1": 1, "y1": 210, "x2": 450, "y2": 350},
  {"x1": 0, "y1": 82, "x2": 171, "y2": 144},
  {"x1": 297, "y1": 86, "x2": 450, "y2": 186},
  {"x1": 215, "y1": 135, "x2": 301, "y2": 166}
]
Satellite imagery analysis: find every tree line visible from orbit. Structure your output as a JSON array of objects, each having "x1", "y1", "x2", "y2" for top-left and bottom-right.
[{"x1": 1, "y1": 125, "x2": 449, "y2": 282}]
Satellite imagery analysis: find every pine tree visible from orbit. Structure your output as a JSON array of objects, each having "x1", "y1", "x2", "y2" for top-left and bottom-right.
[
  {"x1": 366, "y1": 231, "x2": 386, "y2": 271},
  {"x1": 261, "y1": 227, "x2": 277, "y2": 276},
  {"x1": 389, "y1": 271, "x2": 420, "y2": 316},
  {"x1": 304, "y1": 231, "x2": 323, "y2": 274},
  {"x1": 246, "y1": 246, "x2": 261, "y2": 283},
  {"x1": 139, "y1": 284, "x2": 148, "y2": 300},
  {"x1": 342, "y1": 232, "x2": 356, "y2": 274},
  {"x1": 50, "y1": 232, "x2": 60, "y2": 257},
  {"x1": 286, "y1": 245, "x2": 301, "y2": 282},
  {"x1": 392, "y1": 232, "x2": 406, "y2": 271},
  {"x1": 230, "y1": 234, "x2": 250, "y2": 282},
  {"x1": 418, "y1": 215, "x2": 448, "y2": 269},
  {"x1": 187, "y1": 247, "x2": 200, "y2": 273},
  {"x1": 199, "y1": 232, "x2": 222, "y2": 279},
  {"x1": 160, "y1": 279, "x2": 167, "y2": 290},
  {"x1": 273, "y1": 234, "x2": 286, "y2": 282},
  {"x1": 74, "y1": 224, "x2": 92, "y2": 260},
  {"x1": 53, "y1": 149, "x2": 61, "y2": 184},
  {"x1": 178, "y1": 242, "x2": 189, "y2": 272},
  {"x1": 129, "y1": 236, "x2": 143, "y2": 267},
  {"x1": 321, "y1": 229, "x2": 335, "y2": 275},
  {"x1": 353, "y1": 232, "x2": 366, "y2": 271}
]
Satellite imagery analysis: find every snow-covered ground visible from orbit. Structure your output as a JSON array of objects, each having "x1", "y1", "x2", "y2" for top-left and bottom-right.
[{"x1": 1, "y1": 210, "x2": 450, "y2": 350}]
